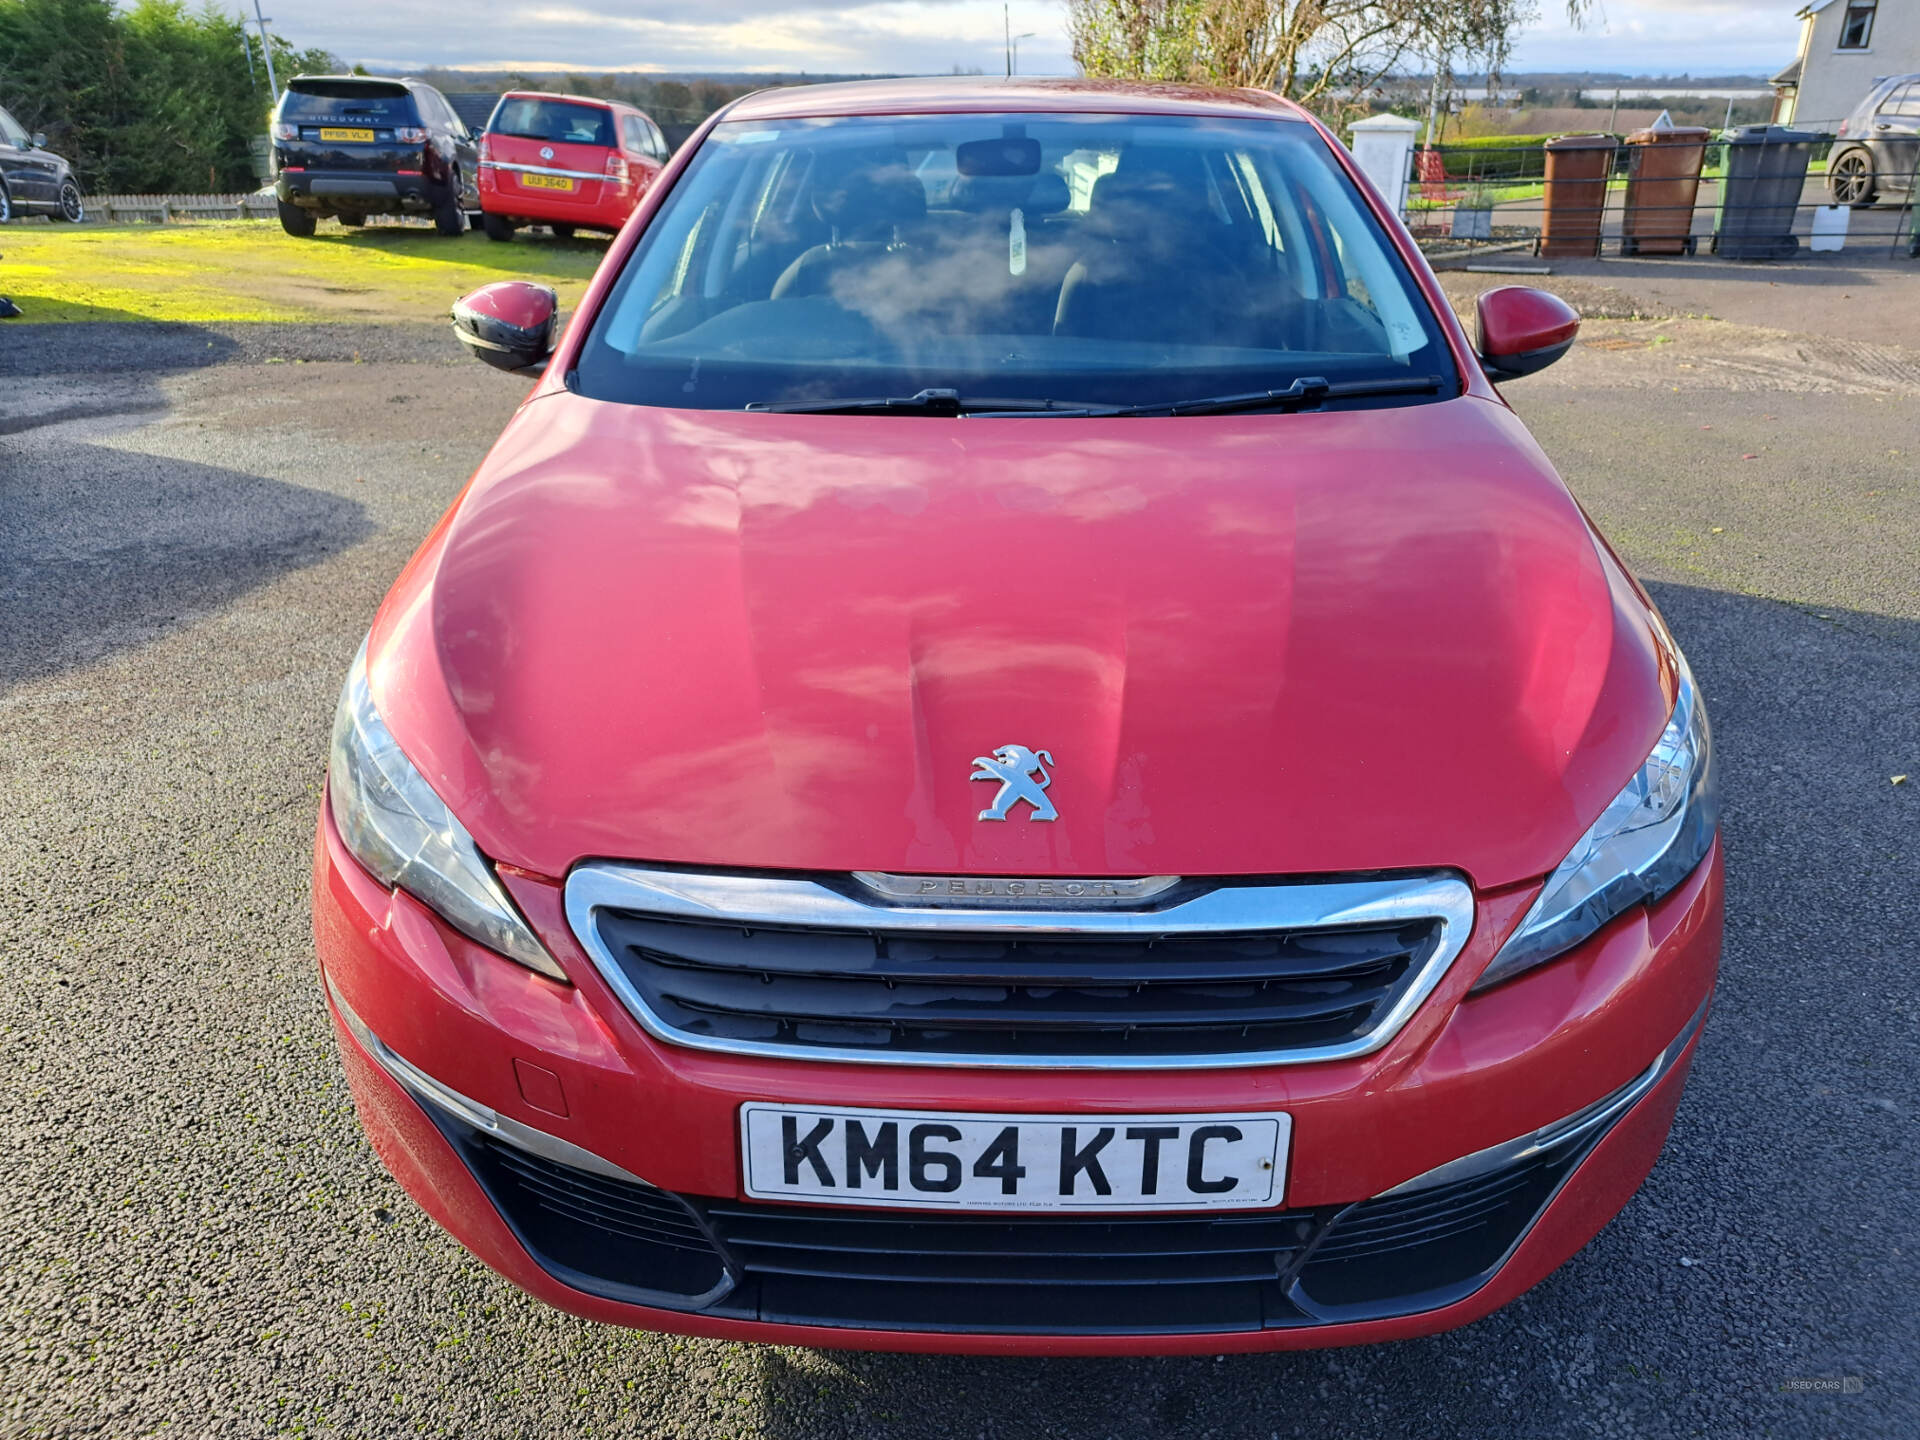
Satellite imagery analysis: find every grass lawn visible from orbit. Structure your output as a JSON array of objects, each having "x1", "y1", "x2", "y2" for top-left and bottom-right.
[{"x1": 0, "y1": 219, "x2": 607, "y2": 324}]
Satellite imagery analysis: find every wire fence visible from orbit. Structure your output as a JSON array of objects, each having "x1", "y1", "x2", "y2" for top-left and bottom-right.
[{"x1": 1405, "y1": 123, "x2": 1920, "y2": 264}]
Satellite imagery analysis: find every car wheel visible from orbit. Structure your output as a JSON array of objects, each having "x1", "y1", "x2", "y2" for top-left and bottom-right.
[
  {"x1": 1828, "y1": 149, "x2": 1876, "y2": 207},
  {"x1": 434, "y1": 173, "x2": 468, "y2": 237},
  {"x1": 277, "y1": 198, "x2": 318, "y2": 238},
  {"x1": 551, "y1": 223, "x2": 576, "y2": 241},
  {"x1": 53, "y1": 179, "x2": 85, "y2": 223},
  {"x1": 0, "y1": 181, "x2": 11, "y2": 224},
  {"x1": 481, "y1": 212, "x2": 515, "y2": 242}
]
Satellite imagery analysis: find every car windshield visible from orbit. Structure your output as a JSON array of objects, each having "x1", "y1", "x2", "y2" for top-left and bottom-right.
[
  {"x1": 575, "y1": 111, "x2": 1457, "y2": 412},
  {"x1": 0, "y1": 106, "x2": 28, "y2": 148},
  {"x1": 279, "y1": 82, "x2": 418, "y2": 124},
  {"x1": 491, "y1": 98, "x2": 615, "y2": 147}
]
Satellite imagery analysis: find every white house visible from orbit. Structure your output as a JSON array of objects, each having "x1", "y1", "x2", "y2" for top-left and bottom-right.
[{"x1": 1772, "y1": 0, "x2": 1920, "y2": 126}]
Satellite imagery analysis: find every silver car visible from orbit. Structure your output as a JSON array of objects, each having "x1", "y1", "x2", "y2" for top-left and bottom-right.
[{"x1": 1827, "y1": 73, "x2": 1920, "y2": 206}]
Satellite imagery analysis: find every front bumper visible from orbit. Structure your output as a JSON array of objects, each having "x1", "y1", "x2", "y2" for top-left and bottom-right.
[{"x1": 313, "y1": 806, "x2": 1723, "y2": 1353}]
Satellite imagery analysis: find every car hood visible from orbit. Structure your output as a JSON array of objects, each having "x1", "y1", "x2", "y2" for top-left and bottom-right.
[{"x1": 369, "y1": 393, "x2": 1671, "y2": 890}]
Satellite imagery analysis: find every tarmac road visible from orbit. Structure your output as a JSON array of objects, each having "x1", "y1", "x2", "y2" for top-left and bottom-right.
[{"x1": 2, "y1": 293, "x2": 1916, "y2": 1439}]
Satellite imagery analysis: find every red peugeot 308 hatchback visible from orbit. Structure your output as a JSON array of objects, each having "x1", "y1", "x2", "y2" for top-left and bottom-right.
[
  {"x1": 476, "y1": 90, "x2": 670, "y2": 241},
  {"x1": 314, "y1": 79, "x2": 1722, "y2": 1354}
]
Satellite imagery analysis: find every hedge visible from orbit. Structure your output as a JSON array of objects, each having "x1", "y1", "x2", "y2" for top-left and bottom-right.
[{"x1": 1431, "y1": 134, "x2": 1563, "y2": 183}]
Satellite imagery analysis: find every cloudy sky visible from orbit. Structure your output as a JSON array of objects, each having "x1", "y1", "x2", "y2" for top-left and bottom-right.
[{"x1": 278, "y1": 0, "x2": 1800, "y2": 81}]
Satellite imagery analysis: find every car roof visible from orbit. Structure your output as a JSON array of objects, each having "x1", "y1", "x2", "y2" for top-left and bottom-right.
[
  {"x1": 721, "y1": 77, "x2": 1312, "y2": 124},
  {"x1": 499, "y1": 90, "x2": 628, "y2": 112},
  {"x1": 287, "y1": 73, "x2": 410, "y2": 91}
]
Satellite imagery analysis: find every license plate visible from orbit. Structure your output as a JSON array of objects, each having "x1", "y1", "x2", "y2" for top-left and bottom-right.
[
  {"x1": 521, "y1": 173, "x2": 576, "y2": 191},
  {"x1": 318, "y1": 127, "x2": 375, "y2": 143},
  {"x1": 740, "y1": 1104, "x2": 1290, "y2": 1212}
]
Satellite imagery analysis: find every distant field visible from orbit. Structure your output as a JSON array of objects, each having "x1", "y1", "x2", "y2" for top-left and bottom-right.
[{"x1": 0, "y1": 220, "x2": 607, "y2": 323}]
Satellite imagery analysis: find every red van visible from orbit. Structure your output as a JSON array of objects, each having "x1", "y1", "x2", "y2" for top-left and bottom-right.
[{"x1": 477, "y1": 92, "x2": 669, "y2": 241}]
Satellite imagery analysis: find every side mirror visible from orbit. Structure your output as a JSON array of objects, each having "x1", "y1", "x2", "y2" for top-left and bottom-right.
[
  {"x1": 30, "y1": 132, "x2": 46, "y2": 150},
  {"x1": 451, "y1": 281, "x2": 558, "y2": 374},
  {"x1": 1475, "y1": 286, "x2": 1579, "y2": 382}
]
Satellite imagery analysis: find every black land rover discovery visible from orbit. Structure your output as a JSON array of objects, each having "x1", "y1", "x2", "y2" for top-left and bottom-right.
[{"x1": 271, "y1": 75, "x2": 478, "y2": 237}]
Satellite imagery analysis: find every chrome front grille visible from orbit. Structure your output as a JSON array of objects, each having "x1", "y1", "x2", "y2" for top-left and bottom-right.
[{"x1": 564, "y1": 867, "x2": 1475, "y2": 1070}]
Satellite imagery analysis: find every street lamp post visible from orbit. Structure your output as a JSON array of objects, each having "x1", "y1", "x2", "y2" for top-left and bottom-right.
[{"x1": 1004, "y1": 7, "x2": 1035, "y2": 76}]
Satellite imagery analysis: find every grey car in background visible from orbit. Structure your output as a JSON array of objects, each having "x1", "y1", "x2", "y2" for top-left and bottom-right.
[
  {"x1": 0, "y1": 103, "x2": 83, "y2": 223},
  {"x1": 1827, "y1": 73, "x2": 1920, "y2": 205}
]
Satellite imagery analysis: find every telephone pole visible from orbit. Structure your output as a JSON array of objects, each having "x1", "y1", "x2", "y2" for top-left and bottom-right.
[{"x1": 252, "y1": 0, "x2": 279, "y2": 100}]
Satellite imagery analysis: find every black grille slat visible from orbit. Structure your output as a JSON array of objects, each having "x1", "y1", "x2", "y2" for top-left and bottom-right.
[
  {"x1": 703, "y1": 1201, "x2": 1318, "y2": 1318},
  {"x1": 1321, "y1": 1169, "x2": 1539, "y2": 1228},
  {"x1": 488, "y1": 1146, "x2": 711, "y2": 1226},
  {"x1": 597, "y1": 905, "x2": 1439, "y2": 1061},
  {"x1": 485, "y1": 1148, "x2": 716, "y2": 1251},
  {"x1": 1309, "y1": 1212, "x2": 1508, "y2": 1261},
  {"x1": 622, "y1": 917, "x2": 1416, "y2": 987},
  {"x1": 717, "y1": 1228, "x2": 1312, "y2": 1262},
  {"x1": 727, "y1": 1252, "x2": 1294, "y2": 1287},
  {"x1": 1307, "y1": 1196, "x2": 1523, "y2": 1258},
  {"x1": 497, "y1": 1180, "x2": 714, "y2": 1248},
  {"x1": 705, "y1": 1204, "x2": 1317, "y2": 1263},
  {"x1": 508, "y1": 1189, "x2": 717, "y2": 1250},
  {"x1": 653, "y1": 969, "x2": 1392, "y2": 1029}
]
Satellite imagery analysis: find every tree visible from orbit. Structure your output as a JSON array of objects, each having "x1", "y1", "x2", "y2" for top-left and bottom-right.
[
  {"x1": 0, "y1": 0, "x2": 126, "y2": 185},
  {"x1": 0, "y1": 0, "x2": 335, "y2": 192},
  {"x1": 650, "y1": 81, "x2": 697, "y2": 119},
  {"x1": 1068, "y1": 0, "x2": 1588, "y2": 124}
]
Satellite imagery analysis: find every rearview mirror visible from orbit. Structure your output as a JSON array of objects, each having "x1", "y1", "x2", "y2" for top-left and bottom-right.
[
  {"x1": 957, "y1": 136, "x2": 1041, "y2": 177},
  {"x1": 30, "y1": 132, "x2": 46, "y2": 149},
  {"x1": 1475, "y1": 286, "x2": 1579, "y2": 381},
  {"x1": 451, "y1": 282, "x2": 558, "y2": 374}
]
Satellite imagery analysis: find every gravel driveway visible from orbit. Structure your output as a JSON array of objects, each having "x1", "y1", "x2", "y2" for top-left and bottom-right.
[{"x1": 2, "y1": 291, "x2": 1916, "y2": 1438}]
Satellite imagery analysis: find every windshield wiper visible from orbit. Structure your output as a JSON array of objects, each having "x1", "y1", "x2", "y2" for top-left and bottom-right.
[
  {"x1": 744, "y1": 388, "x2": 1101, "y2": 417},
  {"x1": 744, "y1": 375, "x2": 1445, "y2": 418},
  {"x1": 1107, "y1": 374, "x2": 1446, "y2": 418}
]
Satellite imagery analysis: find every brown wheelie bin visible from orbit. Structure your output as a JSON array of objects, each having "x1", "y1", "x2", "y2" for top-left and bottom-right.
[
  {"x1": 1539, "y1": 134, "x2": 1616, "y2": 258},
  {"x1": 1622, "y1": 126, "x2": 1710, "y2": 255}
]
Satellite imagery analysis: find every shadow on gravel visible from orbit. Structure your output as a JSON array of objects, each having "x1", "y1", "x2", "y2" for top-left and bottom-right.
[
  {"x1": 0, "y1": 320, "x2": 457, "y2": 379},
  {"x1": 0, "y1": 321, "x2": 242, "y2": 378},
  {"x1": 0, "y1": 298, "x2": 175, "y2": 324},
  {"x1": 0, "y1": 401, "x2": 369, "y2": 692}
]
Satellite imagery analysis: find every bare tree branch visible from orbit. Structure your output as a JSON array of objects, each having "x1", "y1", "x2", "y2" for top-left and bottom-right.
[{"x1": 1068, "y1": 0, "x2": 1569, "y2": 122}]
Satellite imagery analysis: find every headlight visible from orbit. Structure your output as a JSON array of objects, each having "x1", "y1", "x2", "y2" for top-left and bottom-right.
[
  {"x1": 1475, "y1": 649, "x2": 1718, "y2": 991},
  {"x1": 328, "y1": 640, "x2": 566, "y2": 981}
]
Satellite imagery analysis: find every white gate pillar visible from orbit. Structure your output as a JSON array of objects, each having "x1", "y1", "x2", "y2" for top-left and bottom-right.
[{"x1": 1345, "y1": 114, "x2": 1423, "y2": 219}]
